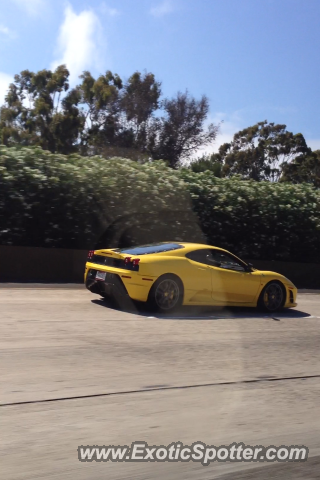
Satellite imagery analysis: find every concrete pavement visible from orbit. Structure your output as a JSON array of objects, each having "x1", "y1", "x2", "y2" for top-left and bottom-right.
[{"x1": 1, "y1": 287, "x2": 320, "y2": 479}]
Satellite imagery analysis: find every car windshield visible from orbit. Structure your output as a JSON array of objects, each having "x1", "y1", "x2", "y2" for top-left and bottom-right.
[{"x1": 113, "y1": 243, "x2": 184, "y2": 255}]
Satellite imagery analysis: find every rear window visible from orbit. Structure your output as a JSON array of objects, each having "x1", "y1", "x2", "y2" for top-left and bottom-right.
[{"x1": 113, "y1": 243, "x2": 184, "y2": 256}]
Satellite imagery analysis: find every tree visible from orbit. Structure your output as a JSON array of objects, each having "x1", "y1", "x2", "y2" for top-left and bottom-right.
[
  {"x1": 147, "y1": 91, "x2": 219, "y2": 168},
  {"x1": 0, "y1": 67, "x2": 219, "y2": 164},
  {"x1": 76, "y1": 70, "x2": 162, "y2": 158},
  {"x1": 218, "y1": 121, "x2": 311, "y2": 181},
  {"x1": 281, "y1": 149, "x2": 320, "y2": 187},
  {"x1": 189, "y1": 153, "x2": 222, "y2": 176},
  {"x1": 0, "y1": 65, "x2": 84, "y2": 153},
  {"x1": 76, "y1": 70, "x2": 123, "y2": 155},
  {"x1": 121, "y1": 71, "x2": 161, "y2": 135}
]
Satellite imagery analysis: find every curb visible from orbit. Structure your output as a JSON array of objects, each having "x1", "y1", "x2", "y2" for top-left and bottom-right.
[{"x1": 0, "y1": 283, "x2": 85, "y2": 289}]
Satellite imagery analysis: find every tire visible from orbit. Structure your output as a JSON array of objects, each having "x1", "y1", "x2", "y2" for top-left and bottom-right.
[
  {"x1": 147, "y1": 274, "x2": 184, "y2": 313},
  {"x1": 258, "y1": 281, "x2": 286, "y2": 312}
]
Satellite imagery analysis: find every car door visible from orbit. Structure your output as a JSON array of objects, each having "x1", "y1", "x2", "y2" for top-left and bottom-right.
[
  {"x1": 184, "y1": 249, "x2": 214, "y2": 303},
  {"x1": 207, "y1": 250, "x2": 261, "y2": 304}
]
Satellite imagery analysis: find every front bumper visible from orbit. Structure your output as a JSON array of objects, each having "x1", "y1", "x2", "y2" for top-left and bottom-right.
[{"x1": 284, "y1": 285, "x2": 298, "y2": 308}]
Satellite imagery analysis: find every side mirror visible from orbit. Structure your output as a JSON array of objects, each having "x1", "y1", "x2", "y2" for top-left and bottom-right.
[{"x1": 245, "y1": 263, "x2": 254, "y2": 272}]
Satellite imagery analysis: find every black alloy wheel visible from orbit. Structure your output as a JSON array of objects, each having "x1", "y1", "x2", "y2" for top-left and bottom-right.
[
  {"x1": 148, "y1": 274, "x2": 183, "y2": 313},
  {"x1": 259, "y1": 281, "x2": 285, "y2": 312}
]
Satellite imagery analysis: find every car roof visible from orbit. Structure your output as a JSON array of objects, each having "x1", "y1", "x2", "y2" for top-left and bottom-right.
[
  {"x1": 109, "y1": 242, "x2": 246, "y2": 264},
  {"x1": 165, "y1": 242, "x2": 231, "y2": 255},
  {"x1": 179, "y1": 242, "x2": 224, "y2": 250}
]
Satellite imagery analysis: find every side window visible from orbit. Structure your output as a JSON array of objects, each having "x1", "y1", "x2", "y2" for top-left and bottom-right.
[
  {"x1": 186, "y1": 249, "x2": 221, "y2": 267},
  {"x1": 186, "y1": 249, "x2": 246, "y2": 271},
  {"x1": 211, "y1": 250, "x2": 245, "y2": 272}
]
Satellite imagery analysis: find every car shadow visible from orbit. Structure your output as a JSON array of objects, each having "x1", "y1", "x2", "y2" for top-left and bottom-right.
[{"x1": 91, "y1": 298, "x2": 311, "y2": 320}]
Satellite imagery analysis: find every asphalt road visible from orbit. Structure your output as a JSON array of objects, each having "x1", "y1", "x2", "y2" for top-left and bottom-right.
[{"x1": 1, "y1": 286, "x2": 320, "y2": 479}]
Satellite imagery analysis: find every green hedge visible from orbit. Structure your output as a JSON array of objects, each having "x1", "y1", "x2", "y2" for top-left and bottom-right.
[
  {"x1": 0, "y1": 146, "x2": 203, "y2": 249},
  {"x1": 1, "y1": 146, "x2": 320, "y2": 261},
  {"x1": 180, "y1": 169, "x2": 320, "y2": 261}
]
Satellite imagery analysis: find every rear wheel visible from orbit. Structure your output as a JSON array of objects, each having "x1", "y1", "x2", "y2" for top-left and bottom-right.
[
  {"x1": 258, "y1": 281, "x2": 285, "y2": 312},
  {"x1": 148, "y1": 274, "x2": 183, "y2": 313}
]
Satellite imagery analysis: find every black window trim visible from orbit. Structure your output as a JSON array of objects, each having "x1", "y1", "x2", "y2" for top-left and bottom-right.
[{"x1": 186, "y1": 248, "x2": 248, "y2": 272}]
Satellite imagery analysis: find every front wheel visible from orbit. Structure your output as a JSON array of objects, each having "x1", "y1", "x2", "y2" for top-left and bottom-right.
[
  {"x1": 147, "y1": 274, "x2": 183, "y2": 313},
  {"x1": 258, "y1": 281, "x2": 285, "y2": 312}
]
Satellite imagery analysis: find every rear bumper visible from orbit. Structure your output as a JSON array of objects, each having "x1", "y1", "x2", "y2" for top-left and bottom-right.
[
  {"x1": 85, "y1": 269, "x2": 132, "y2": 307},
  {"x1": 85, "y1": 262, "x2": 155, "y2": 302}
]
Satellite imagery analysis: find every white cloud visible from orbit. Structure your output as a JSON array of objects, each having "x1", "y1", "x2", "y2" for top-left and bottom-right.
[
  {"x1": 0, "y1": 73, "x2": 13, "y2": 105},
  {"x1": 12, "y1": 0, "x2": 45, "y2": 16},
  {"x1": 0, "y1": 24, "x2": 16, "y2": 39},
  {"x1": 196, "y1": 111, "x2": 244, "y2": 158},
  {"x1": 100, "y1": 3, "x2": 120, "y2": 16},
  {"x1": 51, "y1": 5, "x2": 103, "y2": 85},
  {"x1": 0, "y1": 25, "x2": 11, "y2": 35},
  {"x1": 213, "y1": 112, "x2": 243, "y2": 150},
  {"x1": 150, "y1": 0, "x2": 174, "y2": 17}
]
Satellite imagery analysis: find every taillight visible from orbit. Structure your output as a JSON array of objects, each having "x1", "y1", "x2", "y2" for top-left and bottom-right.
[
  {"x1": 124, "y1": 257, "x2": 140, "y2": 271},
  {"x1": 87, "y1": 250, "x2": 95, "y2": 260}
]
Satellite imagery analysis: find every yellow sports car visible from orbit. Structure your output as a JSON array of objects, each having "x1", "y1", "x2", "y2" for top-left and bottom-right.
[{"x1": 85, "y1": 242, "x2": 297, "y2": 313}]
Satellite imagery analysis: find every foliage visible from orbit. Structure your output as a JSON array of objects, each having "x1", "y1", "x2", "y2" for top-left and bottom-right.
[
  {"x1": 217, "y1": 121, "x2": 312, "y2": 182},
  {"x1": 189, "y1": 153, "x2": 222, "y2": 176},
  {"x1": 0, "y1": 145, "x2": 203, "y2": 249},
  {"x1": 0, "y1": 66, "x2": 218, "y2": 167},
  {"x1": 1, "y1": 146, "x2": 320, "y2": 262},
  {"x1": 148, "y1": 92, "x2": 219, "y2": 168},
  {"x1": 180, "y1": 169, "x2": 320, "y2": 261},
  {"x1": 0, "y1": 66, "x2": 84, "y2": 154},
  {"x1": 281, "y1": 149, "x2": 320, "y2": 188},
  {"x1": 2, "y1": 67, "x2": 319, "y2": 183}
]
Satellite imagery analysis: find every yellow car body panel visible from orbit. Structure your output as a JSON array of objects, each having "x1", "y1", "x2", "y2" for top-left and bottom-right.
[{"x1": 85, "y1": 242, "x2": 297, "y2": 308}]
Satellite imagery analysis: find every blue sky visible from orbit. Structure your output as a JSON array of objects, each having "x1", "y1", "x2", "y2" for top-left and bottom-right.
[{"x1": 0, "y1": 0, "x2": 319, "y2": 151}]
